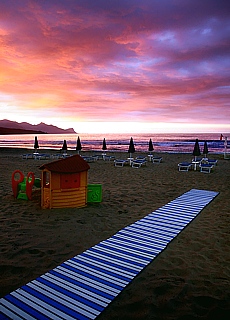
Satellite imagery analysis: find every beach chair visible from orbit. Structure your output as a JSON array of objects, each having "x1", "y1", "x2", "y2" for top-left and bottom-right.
[
  {"x1": 104, "y1": 155, "x2": 116, "y2": 161},
  {"x1": 114, "y1": 159, "x2": 129, "y2": 167},
  {"x1": 192, "y1": 157, "x2": 202, "y2": 162},
  {"x1": 178, "y1": 162, "x2": 193, "y2": 172},
  {"x1": 152, "y1": 156, "x2": 163, "y2": 163},
  {"x1": 132, "y1": 159, "x2": 147, "y2": 168},
  {"x1": 207, "y1": 159, "x2": 218, "y2": 166},
  {"x1": 36, "y1": 153, "x2": 51, "y2": 160},
  {"x1": 22, "y1": 153, "x2": 33, "y2": 160},
  {"x1": 81, "y1": 156, "x2": 95, "y2": 163},
  {"x1": 199, "y1": 163, "x2": 213, "y2": 173},
  {"x1": 135, "y1": 156, "x2": 147, "y2": 161}
]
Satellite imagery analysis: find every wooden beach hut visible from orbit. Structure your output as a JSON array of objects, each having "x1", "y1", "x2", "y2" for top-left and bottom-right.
[{"x1": 39, "y1": 155, "x2": 90, "y2": 209}]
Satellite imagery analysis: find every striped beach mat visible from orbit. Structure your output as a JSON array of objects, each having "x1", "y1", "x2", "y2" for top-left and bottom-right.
[{"x1": 0, "y1": 188, "x2": 218, "y2": 320}]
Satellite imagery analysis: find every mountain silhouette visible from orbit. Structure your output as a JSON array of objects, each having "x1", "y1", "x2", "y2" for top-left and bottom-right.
[{"x1": 0, "y1": 120, "x2": 76, "y2": 134}]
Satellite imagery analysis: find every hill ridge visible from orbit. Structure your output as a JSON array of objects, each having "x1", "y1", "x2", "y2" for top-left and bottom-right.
[{"x1": 0, "y1": 119, "x2": 76, "y2": 134}]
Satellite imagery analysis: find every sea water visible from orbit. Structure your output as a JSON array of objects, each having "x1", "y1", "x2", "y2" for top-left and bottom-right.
[{"x1": 0, "y1": 133, "x2": 228, "y2": 154}]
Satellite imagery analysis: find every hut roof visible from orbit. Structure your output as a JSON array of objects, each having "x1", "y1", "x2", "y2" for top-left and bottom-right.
[{"x1": 39, "y1": 155, "x2": 90, "y2": 173}]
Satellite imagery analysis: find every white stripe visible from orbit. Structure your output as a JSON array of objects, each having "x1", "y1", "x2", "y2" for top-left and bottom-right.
[
  {"x1": 128, "y1": 221, "x2": 179, "y2": 233},
  {"x1": 113, "y1": 232, "x2": 166, "y2": 249},
  {"x1": 94, "y1": 244, "x2": 148, "y2": 265},
  {"x1": 106, "y1": 237, "x2": 156, "y2": 255},
  {"x1": 153, "y1": 208, "x2": 196, "y2": 218},
  {"x1": 85, "y1": 250, "x2": 142, "y2": 272},
  {"x1": 117, "y1": 229, "x2": 169, "y2": 246},
  {"x1": 77, "y1": 255, "x2": 136, "y2": 278},
  {"x1": 56, "y1": 265, "x2": 120, "y2": 295},
  {"x1": 42, "y1": 272, "x2": 110, "y2": 305},
  {"x1": 148, "y1": 211, "x2": 193, "y2": 222},
  {"x1": 127, "y1": 225, "x2": 172, "y2": 247},
  {"x1": 152, "y1": 217, "x2": 188, "y2": 227},
  {"x1": 65, "y1": 259, "x2": 128, "y2": 286},
  {"x1": 11, "y1": 290, "x2": 76, "y2": 320},
  {"x1": 102, "y1": 239, "x2": 154, "y2": 259},
  {"x1": 27, "y1": 281, "x2": 99, "y2": 317},
  {"x1": 135, "y1": 220, "x2": 184, "y2": 236},
  {"x1": 120, "y1": 225, "x2": 174, "y2": 244},
  {"x1": 0, "y1": 299, "x2": 37, "y2": 320}
]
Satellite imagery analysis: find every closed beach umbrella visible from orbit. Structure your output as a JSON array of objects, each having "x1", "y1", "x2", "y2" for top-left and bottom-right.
[
  {"x1": 76, "y1": 136, "x2": 82, "y2": 154},
  {"x1": 193, "y1": 139, "x2": 201, "y2": 161},
  {"x1": 34, "y1": 136, "x2": 39, "y2": 153},
  {"x1": 203, "y1": 141, "x2": 208, "y2": 158},
  {"x1": 62, "y1": 139, "x2": 67, "y2": 154},
  {"x1": 102, "y1": 138, "x2": 107, "y2": 151},
  {"x1": 128, "y1": 137, "x2": 135, "y2": 159},
  {"x1": 148, "y1": 138, "x2": 154, "y2": 153}
]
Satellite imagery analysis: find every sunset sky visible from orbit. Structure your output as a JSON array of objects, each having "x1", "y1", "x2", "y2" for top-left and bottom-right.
[{"x1": 0, "y1": 0, "x2": 229, "y2": 133}]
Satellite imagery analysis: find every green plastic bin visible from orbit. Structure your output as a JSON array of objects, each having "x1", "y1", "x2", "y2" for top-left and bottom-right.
[{"x1": 87, "y1": 184, "x2": 102, "y2": 203}]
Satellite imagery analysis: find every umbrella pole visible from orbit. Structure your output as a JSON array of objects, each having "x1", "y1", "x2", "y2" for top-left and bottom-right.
[{"x1": 129, "y1": 153, "x2": 133, "y2": 165}]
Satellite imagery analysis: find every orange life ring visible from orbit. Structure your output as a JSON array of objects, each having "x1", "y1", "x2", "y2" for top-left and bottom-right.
[
  {"x1": 26, "y1": 172, "x2": 35, "y2": 200},
  {"x1": 12, "y1": 170, "x2": 24, "y2": 198}
]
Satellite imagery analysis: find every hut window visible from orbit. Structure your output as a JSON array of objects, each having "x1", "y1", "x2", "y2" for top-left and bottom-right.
[{"x1": 61, "y1": 173, "x2": 80, "y2": 189}]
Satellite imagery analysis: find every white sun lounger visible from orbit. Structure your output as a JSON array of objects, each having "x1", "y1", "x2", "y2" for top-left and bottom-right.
[
  {"x1": 0, "y1": 189, "x2": 218, "y2": 320},
  {"x1": 152, "y1": 156, "x2": 163, "y2": 163},
  {"x1": 200, "y1": 163, "x2": 214, "y2": 173},
  {"x1": 132, "y1": 159, "x2": 147, "y2": 168},
  {"x1": 178, "y1": 162, "x2": 193, "y2": 171},
  {"x1": 207, "y1": 159, "x2": 218, "y2": 166},
  {"x1": 114, "y1": 159, "x2": 129, "y2": 167}
]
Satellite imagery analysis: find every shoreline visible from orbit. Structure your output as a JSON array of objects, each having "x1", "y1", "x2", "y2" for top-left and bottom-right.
[{"x1": 0, "y1": 148, "x2": 229, "y2": 319}]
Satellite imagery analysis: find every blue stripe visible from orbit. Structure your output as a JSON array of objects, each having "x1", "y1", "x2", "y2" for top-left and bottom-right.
[
  {"x1": 117, "y1": 229, "x2": 171, "y2": 246},
  {"x1": 71, "y1": 256, "x2": 131, "y2": 282},
  {"x1": 106, "y1": 238, "x2": 155, "y2": 256},
  {"x1": 61, "y1": 262, "x2": 123, "y2": 291},
  {"x1": 21, "y1": 285, "x2": 90, "y2": 319},
  {"x1": 5, "y1": 293, "x2": 57, "y2": 320},
  {"x1": 88, "y1": 247, "x2": 146, "y2": 268},
  {"x1": 36, "y1": 276, "x2": 104, "y2": 311},
  {"x1": 97, "y1": 242, "x2": 151, "y2": 262},
  {"x1": 49, "y1": 269, "x2": 115, "y2": 300},
  {"x1": 81, "y1": 252, "x2": 139, "y2": 275},
  {"x1": 126, "y1": 225, "x2": 174, "y2": 241},
  {"x1": 111, "y1": 233, "x2": 166, "y2": 250}
]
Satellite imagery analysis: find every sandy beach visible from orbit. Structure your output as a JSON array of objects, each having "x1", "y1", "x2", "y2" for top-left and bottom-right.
[{"x1": 0, "y1": 148, "x2": 229, "y2": 319}]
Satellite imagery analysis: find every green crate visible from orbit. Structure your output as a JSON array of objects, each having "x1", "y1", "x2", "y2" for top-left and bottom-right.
[{"x1": 87, "y1": 184, "x2": 102, "y2": 203}]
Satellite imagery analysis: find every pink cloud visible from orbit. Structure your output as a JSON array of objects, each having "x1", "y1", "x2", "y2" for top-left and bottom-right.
[{"x1": 0, "y1": 0, "x2": 229, "y2": 129}]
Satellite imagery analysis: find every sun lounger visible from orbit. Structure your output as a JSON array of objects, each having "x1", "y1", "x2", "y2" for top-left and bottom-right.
[
  {"x1": 104, "y1": 155, "x2": 116, "y2": 161},
  {"x1": 114, "y1": 159, "x2": 129, "y2": 167},
  {"x1": 51, "y1": 153, "x2": 72, "y2": 159},
  {"x1": 136, "y1": 156, "x2": 147, "y2": 161},
  {"x1": 200, "y1": 163, "x2": 213, "y2": 173},
  {"x1": 22, "y1": 153, "x2": 50, "y2": 160},
  {"x1": 192, "y1": 157, "x2": 202, "y2": 162},
  {"x1": 207, "y1": 159, "x2": 218, "y2": 166},
  {"x1": 132, "y1": 159, "x2": 147, "y2": 168},
  {"x1": 178, "y1": 162, "x2": 193, "y2": 171},
  {"x1": 152, "y1": 156, "x2": 163, "y2": 163},
  {"x1": 0, "y1": 189, "x2": 219, "y2": 320},
  {"x1": 81, "y1": 156, "x2": 95, "y2": 162},
  {"x1": 22, "y1": 153, "x2": 33, "y2": 160},
  {"x1": 36, "y1": 153, "x2": 51, "y2": 160}
]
